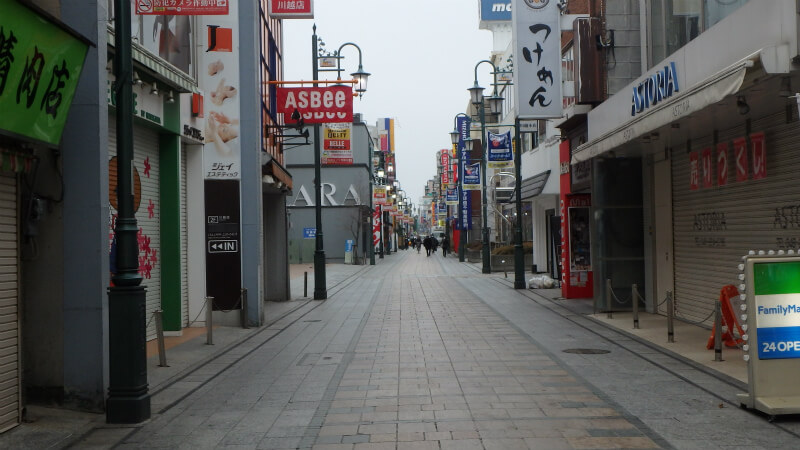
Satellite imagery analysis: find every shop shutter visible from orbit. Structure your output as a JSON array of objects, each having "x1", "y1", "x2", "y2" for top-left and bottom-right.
[
  {"x1": 671, "y1": 110, "x2": 800, "y2": 325},
  {"x1": 109, "y1": 121, "x2": 161, "y2": 340},
  {"x1": 180, "y1": 147, "x2": 188, "y2": 326},
  {"x1": 0, "y1": 173, "x2": 19, "y2": 433}
]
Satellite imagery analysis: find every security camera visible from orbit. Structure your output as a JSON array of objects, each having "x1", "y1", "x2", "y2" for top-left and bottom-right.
[{"x1": 557, "y1": 0, "x2": 567, "y2": 13}]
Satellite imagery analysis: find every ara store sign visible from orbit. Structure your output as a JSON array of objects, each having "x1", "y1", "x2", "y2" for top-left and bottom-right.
[{"x1": 277, "y1": 86, "x2": 353, "y2": 124}]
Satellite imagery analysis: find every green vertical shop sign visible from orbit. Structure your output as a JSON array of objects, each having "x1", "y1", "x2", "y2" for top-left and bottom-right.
[{"x1": 0, "y1": 0, "x2": 89, "y2": 145}]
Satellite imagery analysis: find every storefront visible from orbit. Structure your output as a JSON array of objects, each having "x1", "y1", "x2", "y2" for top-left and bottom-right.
[{"x1": 571, "y1": 0, "x2": 800, "y2": 319}]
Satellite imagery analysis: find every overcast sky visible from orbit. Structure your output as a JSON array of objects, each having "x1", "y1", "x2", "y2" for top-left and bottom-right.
[{"x1": 282, "y1": 0, "x2": 495, "y2": 207}]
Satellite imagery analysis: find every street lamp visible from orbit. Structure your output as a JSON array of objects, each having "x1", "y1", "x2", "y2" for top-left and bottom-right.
[
  {"x1": 311, "y1": 26, "x2": 369, "y2": 299},
  {"x1": 469, "y1": 60, "x2": 504, "y2": 274},
  {"x1": 450, "y1": 113, "x2": 473, "y2": 263}
]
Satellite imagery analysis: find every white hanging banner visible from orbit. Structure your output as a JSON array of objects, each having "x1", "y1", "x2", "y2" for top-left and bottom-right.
[{"x1": 512, "y1": 0, "x2": 562, "y2": 119}]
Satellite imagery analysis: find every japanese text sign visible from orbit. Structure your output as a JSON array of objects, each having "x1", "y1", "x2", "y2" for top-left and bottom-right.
[
  {"x1": 136, "y1": 0, "x2": 230, "y2": 15},
  {"x1": 268, "y1": 0, "x2": 314, "y2": 18},
  {"x1": 487, "y1": 130, "x2": 513, "y2": 168},
  {"x1": 512, "y1": 0, "x2": 562, "y2": 119},
  {"x1": 0, "y1": 0, "x2": 89, "y2": 145},
  {"x1": 277, "y1": 86, "x2": 353, "y2": 124}
]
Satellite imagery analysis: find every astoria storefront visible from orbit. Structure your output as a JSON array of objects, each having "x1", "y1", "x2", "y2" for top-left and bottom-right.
[{"x1": 572, "y1": 0, "x2": 800, "y2": 324}]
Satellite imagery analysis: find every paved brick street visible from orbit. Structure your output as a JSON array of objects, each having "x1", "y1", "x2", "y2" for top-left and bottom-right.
[{"x1": 31, "y1": 251, "x2": 800, "y2": 448}]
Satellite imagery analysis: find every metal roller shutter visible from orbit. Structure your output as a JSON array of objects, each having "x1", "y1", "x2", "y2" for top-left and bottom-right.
[
  {"x1": 181, "y1": 147, "x2": 188, "y2": 326},
  {"x1": 0, "y1": 173, "x2": 19, "y2": 433},
  {"x1": 671, "y1": 110, "x2": 800, "y2": 325},
  {"x1": 109, "y1": 120, "x2": 161, "y2": 340}
]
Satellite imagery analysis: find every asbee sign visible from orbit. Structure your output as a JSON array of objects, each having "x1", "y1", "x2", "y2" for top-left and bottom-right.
[{"x1": 277, "y1": 86, "x2": 353, "y2": 124}]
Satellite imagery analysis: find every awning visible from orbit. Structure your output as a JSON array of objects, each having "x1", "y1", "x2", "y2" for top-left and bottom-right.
[
  {"x1": 510, "y1": 170, "x2": 551, "y2": 202},
  {"x1": 572, "y1": 56, "x2": 755, "y2": 164}
]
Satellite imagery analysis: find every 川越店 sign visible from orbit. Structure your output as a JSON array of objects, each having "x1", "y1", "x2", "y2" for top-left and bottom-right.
[
  {"x1": 0, "y1": 0, "x2": 89, "y2": 145},
  {"x1": 267, "y1": 0, "x2": 314, "y2": 18},
  {"x1": 136, "y1": 0, "x2": 229, "y2": 15},
  {"x1": 277, "y1": 86, "x2": 353, "y2": 124}
]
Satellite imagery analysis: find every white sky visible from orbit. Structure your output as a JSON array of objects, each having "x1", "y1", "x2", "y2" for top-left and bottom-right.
[{"x1": 282, "y1": 0, "x2": 495, "y2": 207}]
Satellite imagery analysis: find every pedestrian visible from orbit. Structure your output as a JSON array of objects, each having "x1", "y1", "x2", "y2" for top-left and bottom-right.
[
  {"x1": 441, "y1": 236, "x2": 449, "y2": 257},
  {"x1": 423, "y1": 236, "x2": 432, "y2": 256},
  {"x1": 432, "y1": 236, "x2": 439, "y2": 253}
]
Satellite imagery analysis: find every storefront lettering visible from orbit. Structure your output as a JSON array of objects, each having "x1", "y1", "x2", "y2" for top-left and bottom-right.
[
  {"x1": 774, "y1": 205, "x2": 800, "y2": 229},
  {"x1": 631, "y1": 61, "x2": 679, "y2": 116},
  {"x1": 183, "y1": 124, "x2": 204, "y2": 141},
  {"x1": 672, "y1": 99, "x2": 690, "y2": 118},
  {"x1": 291, "y1": 183, "x2": 363, "y2": 207},
  {"x1": 693, "y1": 212, "x2": 727, "y2": 231}
]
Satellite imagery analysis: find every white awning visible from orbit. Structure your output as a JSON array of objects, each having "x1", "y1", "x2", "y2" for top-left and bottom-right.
[{"x1": 572, "y1": 57, "x2": 755, "y2": 164}]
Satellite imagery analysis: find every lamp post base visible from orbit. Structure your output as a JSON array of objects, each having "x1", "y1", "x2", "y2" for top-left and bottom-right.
[
  {"x1": 107, "y1": 285, "x2": 151, "y2": 424},
  {"x1": 513, "y1": 243, "x2": 526, "y2": 289},
  {"x1": 313, "y1": 250, "x2": 327, "y2": 300}
]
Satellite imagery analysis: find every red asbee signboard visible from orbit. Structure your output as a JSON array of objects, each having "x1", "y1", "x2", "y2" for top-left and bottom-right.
[
  {"x1": 277, "y1": 86, "x2": 353, "y2": 124},
  {"x1": 136, "y1": 0, "x2": 229, "y2": 15}
]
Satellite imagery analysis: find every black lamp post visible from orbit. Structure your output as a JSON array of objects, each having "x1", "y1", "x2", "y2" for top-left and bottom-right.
[
  {"x1": 107, "y1": 0, "x2": 150, "y2": 423},
  {"x1": 311, "y1": 26, "x2": 369, "y2": 299},
  {"x1": 450, "y1": 113, "x2": 472, "y2": 263},
  {"x1": 468, "y1": 60, "x2": 504, "y2": 274},
  {"x1": 513, "y1": 118, "x2": 525, "y2": 289}
]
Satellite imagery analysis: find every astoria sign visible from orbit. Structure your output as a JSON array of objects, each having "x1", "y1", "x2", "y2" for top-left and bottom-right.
[
  {"x1": 277, "y1": 86, "x2": 353, "y2": 124},
  {"x1": 631, "y1": 62, "x2": 680, "y2": 116}
]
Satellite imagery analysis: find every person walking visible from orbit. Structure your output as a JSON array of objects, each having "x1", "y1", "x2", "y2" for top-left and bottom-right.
[
  {"x1": 441, "y1": 236, "x2": 449, "y2": 258},
  {"x1": 432, "y1": 236, "x2": 439, "y2": 254},
  {"x1": 423, "y1": 236, "x2": 432, "y2": 256}
]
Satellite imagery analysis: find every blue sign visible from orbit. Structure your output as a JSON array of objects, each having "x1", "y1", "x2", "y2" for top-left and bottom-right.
[
  {"x1": 457, "y1": 116, "x2": 473, "y2": 231},
  {"x1": 631, "y1": 62, "x2": 679, "y2": 116},
  {"x1": 463, "y1": 163, "x2": 481, "y2": 189},
  {"x1": 480, "y1": 0, "x2": 512, "y2": 21},
  {"x1": 303, "y1": 227, "x2": 316, "y2": 239},
  {"x1": 487, "y1": 131, "x2": 513, "y2": 168},
  {"x1": 345, "y1": 239, "x2": 354, "y2": 252}
]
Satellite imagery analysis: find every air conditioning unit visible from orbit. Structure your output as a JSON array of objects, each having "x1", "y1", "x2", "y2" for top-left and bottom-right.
[{"x1": 494, "y1": 186, "x2": 515, "y2": 203}]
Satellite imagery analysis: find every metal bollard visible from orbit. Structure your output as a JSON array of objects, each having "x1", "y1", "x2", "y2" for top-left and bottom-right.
[
  {"x1": 714, "y1": 300, "x2": 723, "y2": 361},
  {"x1": 632, "y1": 284, "x2": 640, "y2": 329},
  {"x1": 606, "y1": 279, "x2": 613, "y2": 319},
  {"x1": 154, "y1": 310, "x2": 168, "y2": 367},
  {"x1": 206, "y1": 296, "x2": 214, "y2": 345},
  {"x1": 241, "y1": 288, "x2": 249, "y2": 329},
  {"x1": 304, "y1": 271, "x2": 308, "y2": 298},
  {"x1": 666, "y1": 290, "x2": 675, "y2": 343}
]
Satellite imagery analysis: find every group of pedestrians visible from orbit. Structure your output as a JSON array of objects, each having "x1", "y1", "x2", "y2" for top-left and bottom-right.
[{"x1": 414, "y1": 235, "x2": 449, "y2": 257}]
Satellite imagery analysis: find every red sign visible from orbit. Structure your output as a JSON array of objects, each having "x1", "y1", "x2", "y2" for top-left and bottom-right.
[
  {"x1": 689, "y1": 151, "x2": 699, "y2": 190},
  {"x1": 373, "y1": 206, "x2": 381, "y2": 246},
  {"x1": 277, "y1": 86, "x2": 353, "y2": 124},
  {"x1": 702, "y1": 147, "x2": 712, "y2": 188},
  {"x1": 136, "y1": 0, "x2": 229, "y2": 15},
  {"x1": 716, "y1": 142, "x2": 728, "y2": 186},
  {"x1": 268, "y1": 0, "x2": 314, "y2": 18},
  {"x1": 751, "y1": 132, "x2": 766, "y2": 180},
  {"x1": 733, "y1": 137, "x2": 748, "y2": 182}
]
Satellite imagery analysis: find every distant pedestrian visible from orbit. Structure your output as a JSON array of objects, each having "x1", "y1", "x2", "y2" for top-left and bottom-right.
[
  {"x1": 423, "y1": 236, "x2": 432, "y2": 256},
  {"x1": 432, "y1": 237, "x2": 439, "y2": 253},
  {"x1": 441, "y1": 236, "x2": 449, "y2": 257}
]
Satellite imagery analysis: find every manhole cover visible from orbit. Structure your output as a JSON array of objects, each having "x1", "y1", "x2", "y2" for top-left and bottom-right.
[
  {"x1": 322, "y1": 356, "x2": 332, "y2": 360},
  {"x1": 563, "y1": 348, "x2": 610, "y2": 354}
]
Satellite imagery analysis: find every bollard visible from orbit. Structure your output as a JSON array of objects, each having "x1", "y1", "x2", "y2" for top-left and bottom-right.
[
  {"x1": 606, "y1": 279, "x2": 613, "y2": 319},
  {"x1": 666, "y1": 290, "x2": 675, "y2": 343},
  {"x1": 714, "y1": 300, "x2": 723, "y2": 361},
  {"x1": 632, "y1": 284, "x2": 640, "y2": 329},
  {"x1": 304, "y1": 271, "x2": 308, "y2": 298},
  {"x1": 154, "y1": 310, "x2": 168, "y2": 367},
  {"x1": 241, "y1": 288, "x2": 249, "y2": 329},
  {"x1": 206, "y1": 296, "x2": 214, "y2": 345}
]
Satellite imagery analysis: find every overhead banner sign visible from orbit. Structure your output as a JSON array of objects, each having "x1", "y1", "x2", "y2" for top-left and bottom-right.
[
  {"x1": 487, "y1": 131, "x2": 513, "y2": 168},
  {"x1": 267, "y1": 0, "x2": 314, "y2": 18},
  {"x1": 463, "y1": 163, "x2": 481, "y2": 190},
  {"x1": 445, "y1": 188, "x2": 458, "y2": 205},
  {"x1": 136, "y1": 0, "x2": 230, "y2": 15},
  {"x1": 512, "y1": 0, "x2": 562, "y2": 119},
  {"x1": 0, "y1": 0, "x2": 89, "y2": 146},
  {"x1": 373, "y1": 185, "x2": 387, "y2": 205},
  {"x1": 322, "y1": 123, "x2": 352, "y2": 165},
  {"x1": 277, "y1": 86, "x2": 353, "y2": 124}
]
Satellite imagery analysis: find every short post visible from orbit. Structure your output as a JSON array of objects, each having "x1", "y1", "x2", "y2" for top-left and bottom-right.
[
  {"x1": 304, "y1": 271, "x2": 308, "y2": 298},
  {"x1": 632, "y1": 283, "x2": 640, "y2": 329},
  {"x1": 240, "y1": 288, "x2": 249, "y2": 329},
  {"x1": 606, "y1": 279, "x2": 613, "y2": 319},
  {"x1": 154, "y1": 310, "x2": 168, "y2": 367},
  {"x1": 666, "y1": 290, "x2": 675, "y2": 343},
  {"x1": 714, "y1": 300, "x2": 723, "y2": 361},
  {"x1": 205, "y1": 296, "x2": 214, "y2": 345}
]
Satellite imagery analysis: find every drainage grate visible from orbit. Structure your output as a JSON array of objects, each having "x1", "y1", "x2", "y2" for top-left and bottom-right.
[
  {"x1": 562, "y1": 348, "x2": 610, "y2": 354},
  {"x1": 303, "y1": 320, "x2": 322, "y2": 322}
]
